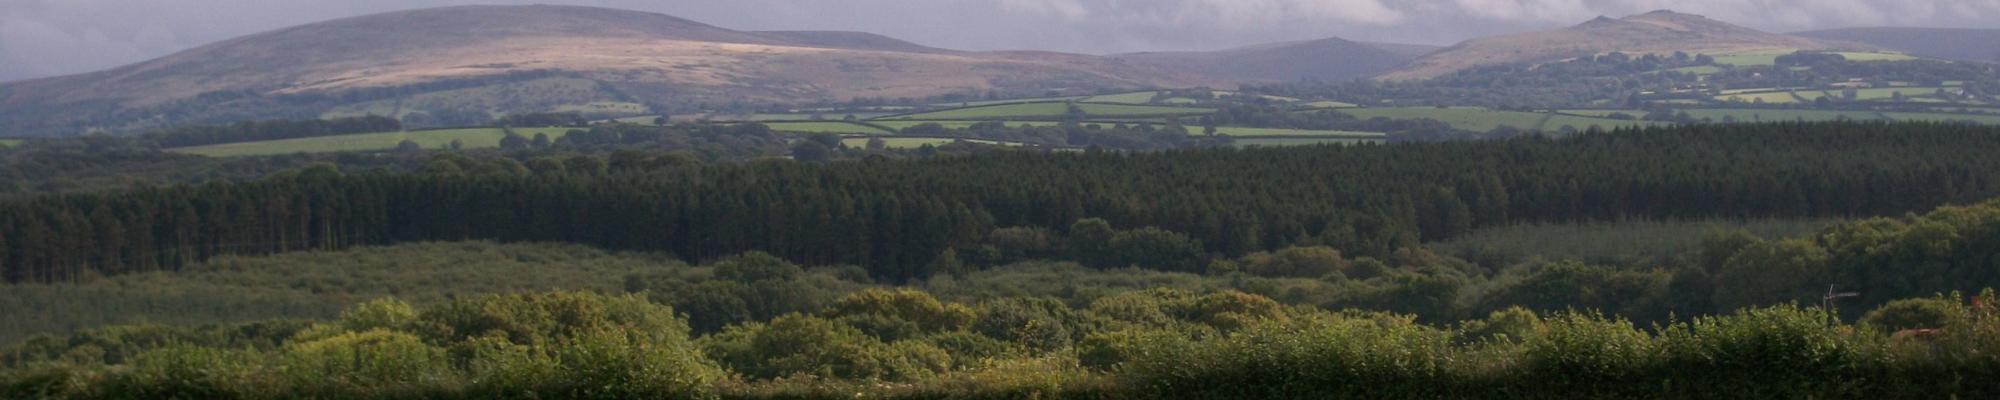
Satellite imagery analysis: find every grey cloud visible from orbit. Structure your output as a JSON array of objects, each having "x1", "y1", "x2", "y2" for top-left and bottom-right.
[{"x1": 2, "y1": 0, "x2": 1995, "y2": 82}]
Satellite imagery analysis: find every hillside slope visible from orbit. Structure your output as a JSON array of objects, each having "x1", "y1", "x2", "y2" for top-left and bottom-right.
[
  {"x1": 1115, "y1": 37, "x2": 1415, "y2": 82},
  {"x1": 1795, "y1": 28, "x2": 2000, "y2": 64},
  {"x1": 0, "y1": 5, "x2": 1207, "y2": 136},
  {"x1": 1381, "y1": 10, "x2": 1867, "y2": 80}
]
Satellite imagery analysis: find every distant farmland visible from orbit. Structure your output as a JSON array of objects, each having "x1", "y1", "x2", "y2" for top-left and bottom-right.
[
  {"x1": 169, "y1": 128, "x2": 575, "y2": 157},
  {"x1": 758, "y1": 122, "x2": 893, "y2": 135},
  {"x1": 1339, "y1": 107, "x2": 1657, "y2": 132},
  {"x1": 887, "y1": 102, "x2": 1213, "y2": 120}
]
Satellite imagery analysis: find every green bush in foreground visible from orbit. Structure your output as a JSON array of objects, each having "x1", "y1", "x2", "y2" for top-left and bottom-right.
[{"x1": 8, "y1": 289, "x2": 2000, "y2": 399}]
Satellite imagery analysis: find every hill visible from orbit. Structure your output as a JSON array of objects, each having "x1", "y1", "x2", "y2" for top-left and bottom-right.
[
  {"x1": 0, "y1": 5, "x2": 1209, "y2": 136},
  {"x1": 751, "y1": 30, "x2": 952, "y2": 54},
  {"x1": 1115, "y1": 37, "x2": 1415, "y2": 82},
  {"x1": 1795, "y1": 27, "x2": 2000, "y2": 64},
  {"x1": 1380, "y1": 10, "x2": 1867, "y2": 80}
]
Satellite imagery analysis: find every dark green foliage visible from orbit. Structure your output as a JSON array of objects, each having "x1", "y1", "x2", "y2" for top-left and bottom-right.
[{"x1": 8, "y1": 122, "x2": 2000, "y2": 285}]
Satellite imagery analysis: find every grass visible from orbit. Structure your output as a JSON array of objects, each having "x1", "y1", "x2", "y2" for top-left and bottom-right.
[
  {"x1": 1339, "y1": 107, "x2": 1653, "y2": 132},
  {"x1": 839, "y1": 137, "x2": 1025, "y2": 149},
  {"x1": 1196, "y1": 126, "x2": 1385, "y2": 137},
  {"x1": 1556, "y1": 109, "x2": 1642, "y2": 118},
  {"x1": 1232, "y1": 137, "x2": 1382, "y2": 148},
  {"x1": 1082, "y1": 91, "x2": 1165, "y2": 104},
  {"x1": 1429, "y1": 218, "x2": 1839, "y2": 267},
  {"x1": 553, "y1": 101, "x2": 648, "y2": 115},
  {"x1": 0, "y1": 241, "x2": 683, "y2": 344},
  {"x1": 0, "y1": 139, "x2": 19, "y2": 148},
  {"x1": 1711, "y1": 50, "x2": 1919, "y2": 66},
  {"x1": 1880, "y1": 112, "x2": 2000, "y2": 125},
  {"x1": 1715, "y1": 91, "x2": 1802, "y2": 104},
  {"x1": 711, "y1": 113, "x2": 893, "y2": 122},
  {"x1": 1679, "y1": 109, "x2": 1886, "y2": 123},
  {"x1": 888, "y1": 102, "x2": 1212, "y2": 120},
  {"x1": 168, "y1": 128, "x2": 575, "y2": 157},
  {"x1": 758, "y1": 122, "x2": 893, "y2": 135},
  {"x1": 870, "y1": 120, "x2": 1062, "y2": 131},
  {"x1": 1850, "y1": 87, "x2": 1953, "y2": 101},
  {"x1": 1301, "y1": 101, "x2": 1360, "y2": 109},
  {"x1": 1663, "y1": 65, "x2": 1724, "y2": 75}
]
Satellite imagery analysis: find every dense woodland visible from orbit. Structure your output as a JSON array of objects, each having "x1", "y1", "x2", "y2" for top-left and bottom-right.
[{"x1": 7, "y1": 121, "x2": 2000, "y2": 397}]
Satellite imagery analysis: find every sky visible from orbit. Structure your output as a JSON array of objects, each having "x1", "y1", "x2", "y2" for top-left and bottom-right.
[{"x1": 3, "y1": 0, "x2": 1997, "y2": 82}]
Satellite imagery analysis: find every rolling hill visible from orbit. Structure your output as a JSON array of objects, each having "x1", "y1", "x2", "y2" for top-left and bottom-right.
[
  {"x1": 0, "y1": 5, "x2": 1211, "y2": 136},
  {"x1": 1794, "y1": 28, "x2": 2000, "y2": 64},
  {"x1": 1114, "y1": 37, "x2": 1418, "y2": 82},
  {"x1": 1380, "y1": 10, "x2": 1870, "y2": 80}
]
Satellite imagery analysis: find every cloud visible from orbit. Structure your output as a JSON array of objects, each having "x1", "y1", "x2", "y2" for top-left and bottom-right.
[{"x1": 2, "y1": 0, "x2": 1996, "y2": 82}]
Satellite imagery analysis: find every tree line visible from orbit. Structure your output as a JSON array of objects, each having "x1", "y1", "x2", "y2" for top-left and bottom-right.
[
  {"x1": 4, "y1": 122, "x2": 2000, "y2": 284},
  {"x1": 143, "y1": 116, "x2": 403, "y2": 148}
]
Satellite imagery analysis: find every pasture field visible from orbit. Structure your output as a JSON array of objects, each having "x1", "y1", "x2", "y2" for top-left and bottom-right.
[
  {"x1": 759, "y1": 122, "x2": 893, "y2": 135},
  {"x1": 1880, "y1": 112, "x2": 2000, "y2": 125},
  {"x1": 0, "y1": 139, "x2": 19, "y2": 148},
  {"x1": 1663, "y1": 65, "x2": 1723, "y2": 75},
  {"x1": 870, "y1": 120, "x2": 1061, "y2": 131},
  {"x1": 1557, "y1": 109, "x2": 1642, "y2": 118},
  {"x1": 1679, "y1": 109, "x2": 1886, "y2": 123},
  {"x1": 1082, "y1": 91, "x2": 1165, "y2": 104},
  {"x1": 1850, "y1": 87, "x2": 1952, "y2": 101},
  {"x1": 1544, "y1": 114, "x2": 1662, "y2": 131},
  {"x1": 1232, "y1": 137, "x2": 1381, "y2": 148},
  {"x1": 839, "y1": 137, "x2": 1025, "y2": 149},
  {"x1": 710, "y1": 113, "x2": 893, "y2": 122},
  {"x1": 1712, "y1": 50, "x2": 1920, "y2": 66},
  {"x1": 933, "y1": 95, "x2": 1090, "y2": 108},
  {"x1": 1715, "y1": 91, "x2": 1801, "y2": 104},
  {"x1": 168, "y1": 127, "x2": 575, "y2": 157},
  {"x1": 888, "y1": 102, "x2": 1213, "y2": 120},
  {"x1": 1301, "y1": 100, "x2": 1361, "y2": 109},
  {"x1": 1339, "y1": 107, "x2": 1650, "y2": 132},
  {"x1": 1340, "y1": 107, "x2": 1549, "y2": 132},
  {"x1": 552, "y1": 101, "x2": 648, "y2": 115},
  {"x1": 1430, "y1": 218, "x2": 1838, "y2": 266},
  {"x1": 1197, "y1": 126, "x2": 1385, "y2": 137}
]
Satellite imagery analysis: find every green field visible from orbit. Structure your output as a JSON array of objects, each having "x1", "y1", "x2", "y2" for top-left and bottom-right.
[
  {"x1": 169, "y1": 128, "x2": 575, "y2": 157},
  {"x1": 839, "y1": 137, "x2": 1025, "y2": 149},
  {"x1": 758, "y1": 121, "x2": 893, "y2": 135},
  {"x1": 1198, "y1": 126, "x2": 1385, "y2": 137},
  {"x1": 1713, "y1": 50, "x2": 1920, "y2": 66},
  {"x1": 1233, "y1": 137, "x2": 1381, "y2": 148},
  {"x1": 1679, "y1": 109, "x2": 1886, "y2": 123},
  {"x1": 710, "y1": 112, "x2": 894, "y2": 122},
  {"x1": 1557, "y1": 109, "x2": 1643, "y2": 118},
  {"x1": 1850, "y1": 87, "x2": 1953, "y2": 101},
  {"x1": 1663, "y1": 65, "x2": 1724, "y2": 75},
  {"x1": 1339, "y1": 107, "x2": 1653, "y2": 132},
  {"x1": 1716, "y1": 91, "x2": 1802, "y2": 104},
  {"x1": 888, "y1": 102, "x2": 1213, "y2": 120},
  {"x1": 1082, "y1": 91, "x2": 1165, "y2": 104},
  {"x1": 933, "y1": 96, "x2": 1090, "y2": 108},
  {"x1": 870, "y1": 120, "x2": 1063, "y2": 131},
  {"x1": 1880, "y1": 112, "x2": 2000, "y2": 125},
  {"x1": 0, "y1": 139, "x2": 20, "y2": 148},
  {"x1": 1301, "y1": 100, "x2": 1361, "y2": 109}
]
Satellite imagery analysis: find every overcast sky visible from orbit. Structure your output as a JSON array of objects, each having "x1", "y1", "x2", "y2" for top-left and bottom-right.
[{"x1": 3, "y1": 0, "x2": 1996, "y2": 82}]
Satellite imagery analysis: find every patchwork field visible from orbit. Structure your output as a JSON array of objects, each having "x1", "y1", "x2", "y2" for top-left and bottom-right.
[
  {"x1": 1678, "y1": 109, "x2": 1884, "y2": 123},
  {"x1": 839, "y1": 137, "x2": 1025, "y2": 149},
  {"x1": 168, "y1": 127, "x2": 576, "y2": 157},
  {"x1": 1233, "y1": 137, "x2": 1382, "y2": 148},
  {"x1": 758, "y1": 121, "x2": 893, "y2": 135},
  {"x1": 1198, "y1": 126, "x2": 1386, "y2": 137},
  {"x1": 1082, "y1": 91, "x2": 1166, "y2": 104},
  {"x1": 1716, "y1": 91, "x2": 1802, "y2": 103},
  {"x1": 870, "y1": 120, "x2": 1062, "y2": 131},
  {"x1": 888, "y1": 102, "x2": 1213, "y2": 120},
  {"x1": 1339, "y1": 107, "x2": 1655, "y2": 132},
  {"x1": 1710, "y1": 51, "x2": 1917, "y2": 66},
  {"x1": 1301, "y1": 100, "x2": 1361, "y2": 109}
]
